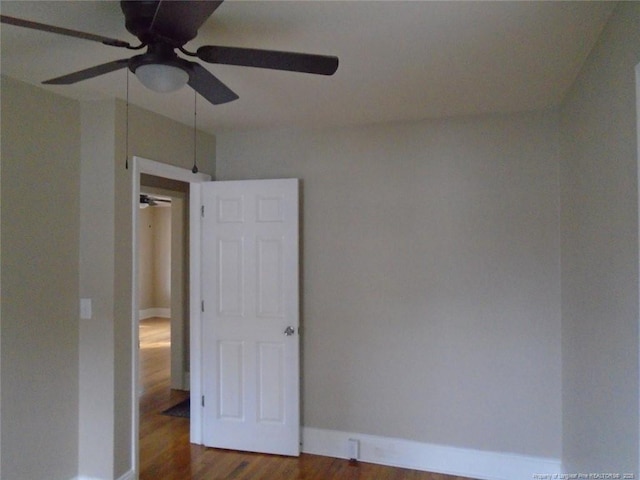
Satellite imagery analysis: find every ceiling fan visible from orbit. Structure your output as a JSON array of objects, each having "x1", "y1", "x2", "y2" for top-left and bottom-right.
[
  {"x1": 140, "y1": 194, "x2": 171, "y2": 207},
  {"x1": 0, "y1": 0, "x2": 339, "y2": 106}
]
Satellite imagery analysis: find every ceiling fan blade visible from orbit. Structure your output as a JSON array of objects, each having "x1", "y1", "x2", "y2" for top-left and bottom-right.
[
  {"x1": 0, "y1": 15, "x2": 132, "y2": 48},
  {"x1": 197, "y1": 46, "x2": 339, "y2": 76},
  {"x1": 188, "y1": 62, "x2": 238, "y2": 105},
  {"x1": 43, "y1": 59, "x2": 130, "y2": 85},
  {"x1": 149, "y1": 0, "x2": 223, "y2": 44},
  {"x1": 140, "y1": 194, "x2": 171, "y2": 205}
]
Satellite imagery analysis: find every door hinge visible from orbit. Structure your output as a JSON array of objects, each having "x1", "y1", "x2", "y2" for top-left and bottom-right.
[
  {"x1": 201, "y1": 396, "x2": 205, "y2": 407},
  {"x1": 201, "y1": 205, "x2": 205, "y2": 217},
  {"x1": 201, "y1": 300, "x2": 205, "y2": 312}
]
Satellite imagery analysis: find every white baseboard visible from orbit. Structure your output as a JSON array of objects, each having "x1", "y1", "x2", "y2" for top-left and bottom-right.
[
  {"x1": 139, "y1": 308, "x2": 170, "y2": 319},
  {"x1": 302, "y1": 427, "x2": 561, "y2": 480},
  {"x1": 74, "y1": 470, "x2": 133, "y2": 480},
  {"x1": 116, "y1": 470, "x2": 135, "y2": 480}
]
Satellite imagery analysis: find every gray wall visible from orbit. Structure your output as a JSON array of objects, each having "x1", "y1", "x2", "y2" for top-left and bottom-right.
[
  {"x1": 217, "y1": 110, "x2": 562, "y2": 458},
  {"x1": 139, "y1": 206, "x2": 156, "y2": 310},
  {"x1": 78, "y1": 100, "x2": 117, "y2": 479},
  {"x1": 138, "y1": 205, "x2": 172, "y2": 311},
  {"x1": 559, "y1": 1, "x2": 640, "y2": 474},
  {"x1": 1, "y1": 77, "x2": 80, "y2": 479}
]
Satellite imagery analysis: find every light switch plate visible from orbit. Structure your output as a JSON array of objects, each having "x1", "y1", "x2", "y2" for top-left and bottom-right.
[{"x1": 80, "y1": 298, "x2": 92, "y2": 320}]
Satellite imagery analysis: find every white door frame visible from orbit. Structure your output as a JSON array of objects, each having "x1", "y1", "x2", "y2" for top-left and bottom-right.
[
  {"x1": 131, "y1": 156, "x2": 211, "y2": 475},
  {"x1": 188, "y1": 181, "x2": 207, "y2": 443}
]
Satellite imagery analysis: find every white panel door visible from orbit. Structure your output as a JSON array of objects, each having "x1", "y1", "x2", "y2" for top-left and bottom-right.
[{"x1": 200, "y1": 179, "x2": 299, "y2": 456}]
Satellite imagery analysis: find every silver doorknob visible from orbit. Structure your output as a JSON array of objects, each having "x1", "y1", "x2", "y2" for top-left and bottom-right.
[{"x1": 284, "y1": 326, "x2": 295, "y2": 336}]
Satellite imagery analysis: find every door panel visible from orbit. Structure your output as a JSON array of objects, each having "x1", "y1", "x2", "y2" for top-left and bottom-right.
[
  {"x1": 257, "y1": 238, "x2": 284, "y2": 317},
  {"x1": 200, "y1": 179, "x2": 299, "y2": 456},
  {"x1": 218, "y1": 340, "x2": 244, "y2": 420},
  {"x1": 218, "y1": 238, "x2": 244, "y2": 316}
]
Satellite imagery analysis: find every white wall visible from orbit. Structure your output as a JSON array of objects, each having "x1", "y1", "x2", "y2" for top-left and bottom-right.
[
  {"x1": 1, "y1": 77, "x2": 80, "y2": 480},
  {"x1": 559, "y1": 1, "x2": 640, "y2": 474},
  {"x1": 217, "y1": 110, "x2": 562, "y2": 461}
]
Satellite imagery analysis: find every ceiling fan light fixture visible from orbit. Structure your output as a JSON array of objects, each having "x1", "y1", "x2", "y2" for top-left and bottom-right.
[{"x1": 135, "y1": 63, "x2": 189, "y2": 93}]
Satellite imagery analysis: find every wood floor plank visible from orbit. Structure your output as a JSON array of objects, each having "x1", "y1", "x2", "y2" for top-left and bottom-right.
[{"x1": 138, "y1": 317, "x2": 476, "y2": 480}]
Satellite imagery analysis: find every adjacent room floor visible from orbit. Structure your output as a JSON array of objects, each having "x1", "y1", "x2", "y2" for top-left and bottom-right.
[{"x1": 138, "y1": 317, "x2": 475, "y2": 480}]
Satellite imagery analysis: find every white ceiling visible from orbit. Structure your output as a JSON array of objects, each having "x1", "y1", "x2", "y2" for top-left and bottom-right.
[{"x1": 0, "y1": 0, "x2": 615, "y2": 134}]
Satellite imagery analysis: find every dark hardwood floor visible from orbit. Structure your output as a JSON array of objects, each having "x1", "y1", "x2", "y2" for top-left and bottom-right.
[{"x1": 138, "y1": 317, "x2": 475, "y2": 480}]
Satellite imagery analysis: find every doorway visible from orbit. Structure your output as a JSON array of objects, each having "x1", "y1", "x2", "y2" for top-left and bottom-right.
[
  {"x1": 139, "y1": 176, "x2": 190, "y2": 392},
  {"x1": 131, "y1": 157, "x2": 211, "y2": 474},
  {"x1": 137, "y1": 188, "x2": 181, "y2": 459}
]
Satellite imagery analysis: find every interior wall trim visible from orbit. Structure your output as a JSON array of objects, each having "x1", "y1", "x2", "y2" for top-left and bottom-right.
[
  {"x1": 116, "y1": 470, "x2": 135, "y2": 480},
  {"x1": 74, "y1": 472, "x2": 134, "y2": 480},
  {"x1": 302, "y1": 427, "x2": 561, "y2": 480}
]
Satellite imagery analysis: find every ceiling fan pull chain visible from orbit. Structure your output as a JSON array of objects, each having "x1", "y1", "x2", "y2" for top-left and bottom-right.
[
  {"x1": 192, "y1": 89, "x2": 199, "y2": 174},
  {"x1": 125, "y1": 68, "x2": 130, "y2": 170}
]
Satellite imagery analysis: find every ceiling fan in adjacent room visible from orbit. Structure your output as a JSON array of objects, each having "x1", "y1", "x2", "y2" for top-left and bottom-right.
[
  {"x1": 0, "y1": 0, "x2": 339, "y2": 106},
  {"x1": 140, "y1": 194, "x2": 171, "y2": 208}
]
